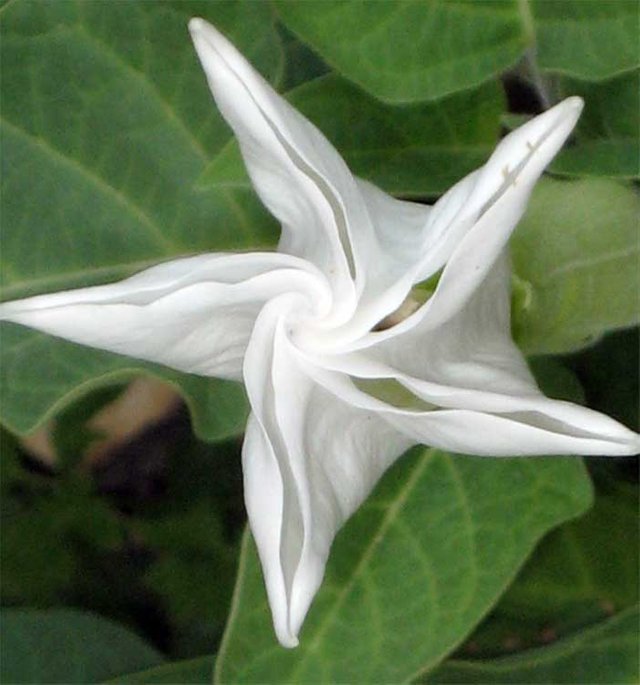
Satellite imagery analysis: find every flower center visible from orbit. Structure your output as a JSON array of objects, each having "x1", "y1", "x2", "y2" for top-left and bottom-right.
[{"x1": 372, "y1": 296, "x2": 421, "y2": 331}]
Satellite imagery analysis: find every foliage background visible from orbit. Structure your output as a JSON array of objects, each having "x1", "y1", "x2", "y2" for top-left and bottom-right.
[{"x1": 0, "y1": 1, "x2": 638, "y2": 683}]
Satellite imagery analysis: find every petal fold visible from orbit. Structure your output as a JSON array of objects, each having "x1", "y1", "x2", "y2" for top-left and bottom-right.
[
  {"x1": 415, "y1": 97, "x2": 584, "y2": 331},
  {"x1": 0, "y1": 253, "x2": 327, "y2": 380},
  {"x1": 241, "y1": 299, "x2": 411, "y2": 646},
  {"x1": 338, "y1": 97, "x2": 584, "y2": 354},
  {"x1": 189, "y1": 19, "x2": 433, "y2": 336},
  {"x1": 305, "y1": 254, "x2": 640, "y2": 456}
]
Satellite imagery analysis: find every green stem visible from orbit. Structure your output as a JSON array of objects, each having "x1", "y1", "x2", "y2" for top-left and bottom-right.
[{"x1": 517, "y1": 0, "x2": 553, "y2": 110}]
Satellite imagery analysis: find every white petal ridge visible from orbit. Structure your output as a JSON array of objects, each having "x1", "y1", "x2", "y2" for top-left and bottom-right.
[
  {"x1": 242, "y1": 302, "x2": 412, "y2": 644},
  {"x1": 0, "y1": 253, "x2": 329, "y2": 379},
  {"x1": 188, "y1": 18, "x2": 433, "y2": 338}
]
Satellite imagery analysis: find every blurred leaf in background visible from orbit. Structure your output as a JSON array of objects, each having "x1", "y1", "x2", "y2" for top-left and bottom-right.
[
  {"x1": 274, "y1": 0, "x2": 527, "y2": 102},
  {"x1": 530, "y1": 0, "x2": 639, "y2": 80},
  {"x1": 427, "y1": 605, "x2": 639, "y2": 685},
  {"x1": 273, "y1": 0, "x2": 639, "y2": 103},
  {"x1": 511, "y1": 178, "x2": 639, "y2": 355},
  {"x1": 552, "y1": 71, "x2": 640, "y2": 179},
  {"x1": 0, "y1": 609, "x2": 164, "y2": 684}
]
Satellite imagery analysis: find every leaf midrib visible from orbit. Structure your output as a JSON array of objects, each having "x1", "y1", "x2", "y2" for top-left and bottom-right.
[
  {"x1": 1, "y1": 118, "x2": 178, "y2": 254},
  {"x1": 73, "y1": 19, "x2": 210, "y2": 164},
  {"x1": 537, "y1": 244, "x2": 639, "y2": 285},
  {"x1": 287, "y1": 448, "x2": 437, "y2": 681}
]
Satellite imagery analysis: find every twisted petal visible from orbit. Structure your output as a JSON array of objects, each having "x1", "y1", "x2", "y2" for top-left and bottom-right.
[
  {"x1": 189, "y1": 19, "x2": 431, "y2": 335},
  {"x1": 415, "y1": 97, "x2": 584, "y2": 331},
  {"x1": 341, "y1": 97, "x2": 584, "y2": 353},
  {"x1": 242, "y1": 299, "x2": 411, "y2": 646},
  {"x1": 306, "y1": 367, "x2": 639, "y2": 457},
  {"x1": 306, "y1": 256, "x2": 640, "y2": 456},
  {"x1": 0, "y1": 253, "x2": 327, "y2": 379}
]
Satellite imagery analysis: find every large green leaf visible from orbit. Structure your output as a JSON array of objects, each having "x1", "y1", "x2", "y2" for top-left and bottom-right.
[
  {"x1": 532, "y1": 0, "x2": 639, "y2": 81},
  {"x1": 552, "y1": 71, "x2": 640, "y2": 180},
  {"x1": 0, "y1": 609, "x2": 163, "y2": 684},
  {"x1": 511, "y1": 178, "x2": 640, "y2": 355},
  {"x1": 460, "y1": 480, "x2": 638, "y2": 657},
  {"x1": 0, "y1": 327, "x2": 249, "y2": 440},
  {"x1": 199, "y1": 76, "x2": 505, "y2": 197},
  {"x1": 215, "y1": 448, "x2": 592, "y2": 683},
  {"x1": 497, "y1": 484, "x2": 638, "y2": 623},
  {"x1": 0, "y1": 0, "x2": 281, "y2": 438},
  {"x1": 426, "y1": 605, "x2": 639, "y2": 684},
  {"x1": 275, "y1": 0, "x2": 526, "y2": 103},
  {"x1": 274, "y1": 1, "x2": 639, "y2": 103}
]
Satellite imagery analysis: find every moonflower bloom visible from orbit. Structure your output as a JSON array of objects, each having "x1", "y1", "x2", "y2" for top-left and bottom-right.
[{"x1": 1, "y1": 18, "x2": 638, "y2": 647}]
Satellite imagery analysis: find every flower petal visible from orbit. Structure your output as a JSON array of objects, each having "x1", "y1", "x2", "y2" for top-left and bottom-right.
[
  {"x1": 0, "y1": 252, "x2": 327, "y2": 380},
  {"x1": 306, "y1": 365, "x2": 640, "y2": 457},
  {"x1": 368, "y1": 253, "x2": 538, "y2": 399},
  {"x1": 416, "y1": 97, "x2": 584, "y2": 331},
  {"x1": 189, "y1": 19, "x2": 431, "y2": 334},
  {"x1": 305, "y1": 255, "x2": 640, "y2": 456},
  {"x1": 241, "y1": 298, "x2": 411, "y2": 645},
  {"x1": 241, "y1": 294, "x2": 304, "y2": 647},
  {"x1": 339, "y1": 97, "x2": 584, "y2": 354},
  {"x1": 242, "y1": 412, "x2": 295, "y2": 646},
  {"x1": 190, "y1": 18, "x2": 354, "y2": 313}
]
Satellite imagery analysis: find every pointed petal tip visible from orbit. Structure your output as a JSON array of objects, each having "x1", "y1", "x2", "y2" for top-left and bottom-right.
[
  {"x1": 567, "y1": 95, "x2": 584, "y2": 110},
  {"x1": 273, "y1": 617, "x2": 299, "y2": 648},
  {"x1": 188, "y1": 17, "x2": 221, "y2": 48},
  {"x1": 558, "y1": 95, "x2": 584, "y2": 119},
  {"x1": 280, "y1": 633, "x2": 300, "y2": 649},
  {"x1": 535, "y1": 96, "x2": 583, "y2": 140},
  {"x1": 188, "y1": 17, "x2": 205, "y2": 35}
]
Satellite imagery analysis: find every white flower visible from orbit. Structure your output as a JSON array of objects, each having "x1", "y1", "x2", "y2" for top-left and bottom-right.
[{"x1": 1, "y1": 18, "x2": 638, "y2": 648}]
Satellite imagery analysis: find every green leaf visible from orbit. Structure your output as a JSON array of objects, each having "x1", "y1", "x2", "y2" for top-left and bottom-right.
[
  {"x1": 552, "y1": 71, "x2": 640, "y2": 179},
  {"x1": 499, "y1": 484, "x2": 639, "y2": 622},
  {"x1": 532, "y1": 0, "x2": 639, "y2": 80},
  {"x1": 0, "y1": 609, "x2": 164, "y2": 684},
  {"x1": 463, "y1": 480, "x2": 638, "y2": 657},
  {"x1": 0, "y1": 0, "x2": 280, "y2": 439},
  {"x1": 107, "y1": 656, "x2": 213, "y2": 684},
  {"x1": 511, "y1": 178, "x2": 640, "y2": 355},
  {"x1": 275, "y1": 0, "x2": 526, "y2": 103},
  {"x1": 199, "y1": 76, "x2": 505, "y2": 196},
  {"x1": 0, "y1": 328, "x2": 249, "y2": 440},
  {"x1": 215, "y1": 448, "x2": 592, "y2": 683},
  {"x1": 425, "y1": 605, "x2": 640, "y2": 684}
]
